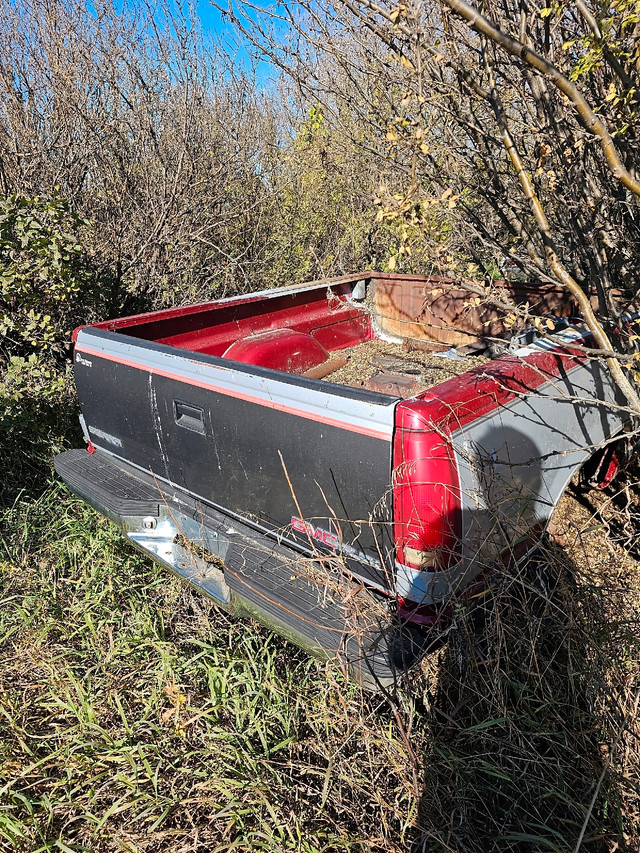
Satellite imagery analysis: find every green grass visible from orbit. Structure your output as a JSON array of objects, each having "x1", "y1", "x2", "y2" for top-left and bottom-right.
[
  {"x1": 1, "y1": 467, "x2": 639, "y2": 851},
  {"x1": 0, "y1": 486, "x2": 422, "y2": 852}
]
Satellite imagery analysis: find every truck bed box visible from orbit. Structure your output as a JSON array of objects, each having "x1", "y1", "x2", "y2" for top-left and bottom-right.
[{"x1": 55, "y1": 272, "x2": 630, "y2": 687}]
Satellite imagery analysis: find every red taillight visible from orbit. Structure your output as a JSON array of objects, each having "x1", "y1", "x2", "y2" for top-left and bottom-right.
[
  {"x1": 393, "y1": 401, "x2": 462, "y2": 567},
  {"x1": 585, "y1": 442, "x2": 621, "y2": 490},
  {"x1": 393, "y1": 400, "x2": 462, "y2": 621},
  {"x1": 396, "y1": 597, "x2": 452, "y2": 627}
]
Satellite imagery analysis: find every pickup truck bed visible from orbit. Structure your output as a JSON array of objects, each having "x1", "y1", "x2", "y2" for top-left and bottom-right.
[{"x1": 54, "y1": 272, "x2": 629, "y2": 688}]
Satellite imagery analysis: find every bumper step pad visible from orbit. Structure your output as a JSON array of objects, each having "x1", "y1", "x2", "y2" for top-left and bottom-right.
[{"x1": 55, "y1": 448, "x2": 428, "y2": 689}]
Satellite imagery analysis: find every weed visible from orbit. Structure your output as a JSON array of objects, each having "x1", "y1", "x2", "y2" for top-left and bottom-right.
[
  {"x1": 0, "y1": 486, "x2": 420, "y2": 852},
  {"x1": 1, "y1": 450, "x2": 639, "y2": 851}
]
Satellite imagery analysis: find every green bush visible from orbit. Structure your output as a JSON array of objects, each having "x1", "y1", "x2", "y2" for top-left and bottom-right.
[
  {"x1": 0, "y1": 194, "x2": 92, "y2": 359},
  {"x1": 0, "y1": 195, "x2": 91, "y2": 503}
]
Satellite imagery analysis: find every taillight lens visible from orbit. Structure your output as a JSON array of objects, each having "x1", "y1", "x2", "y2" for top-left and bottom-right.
[{"x1": 393, "y1": 400, "x2": 462, "y2": 621}]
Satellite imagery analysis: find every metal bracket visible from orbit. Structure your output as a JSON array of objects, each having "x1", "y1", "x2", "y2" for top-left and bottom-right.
[{"x1": 126, "y1": 511, "x2": 231, "y2": 604}]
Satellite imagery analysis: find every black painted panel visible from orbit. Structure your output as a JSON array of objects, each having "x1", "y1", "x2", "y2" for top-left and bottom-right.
[{"x1": 74, "y1": 355, "x2": 394, "y2": 586}]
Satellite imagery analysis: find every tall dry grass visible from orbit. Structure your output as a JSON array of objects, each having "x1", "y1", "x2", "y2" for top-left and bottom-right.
[{"x1": 2, "y1": 462, "x2": 639, "y2": 852}]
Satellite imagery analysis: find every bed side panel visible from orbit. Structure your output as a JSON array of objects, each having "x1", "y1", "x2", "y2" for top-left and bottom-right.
[{"x1": 452, "y1": 343, "x2": 626, "y2": 582}]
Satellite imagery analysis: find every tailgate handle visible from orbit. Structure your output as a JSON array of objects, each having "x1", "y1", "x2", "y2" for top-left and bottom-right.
[{"x1": 174, "y1": 400, "x2": 206, "y2": 434}]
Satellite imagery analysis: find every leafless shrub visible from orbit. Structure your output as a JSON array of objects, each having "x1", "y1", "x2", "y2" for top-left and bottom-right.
[{"x1": 223, "y1": 0, "x2": 640, "y2": 410}]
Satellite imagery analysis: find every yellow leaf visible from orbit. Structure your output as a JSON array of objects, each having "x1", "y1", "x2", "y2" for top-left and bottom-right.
[
  {"x1": 400, "y1": 56, "x2": 415, "y2": 70},
  {"x1": 388, "y1": 255, "x2": 397, "y2": 271},
  {"x1": 441, "y1": 188, "x2": 453, "y2": 199}
]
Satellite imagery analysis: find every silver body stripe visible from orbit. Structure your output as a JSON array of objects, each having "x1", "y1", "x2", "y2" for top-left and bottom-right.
[
  {"x1": 76, "y1": 328, "x2": 397, "y2": 441},
  {"x1": 396, "y1": 561, "x2": 466, "y2": 603}
]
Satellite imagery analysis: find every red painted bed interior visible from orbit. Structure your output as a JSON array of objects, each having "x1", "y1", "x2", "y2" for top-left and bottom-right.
[
  {"x1": 222, "y1": 329, "x2": 330, "y2": 374},
  {"x1": 79, "y1": 281, "x2": 373, "y2": 369}
]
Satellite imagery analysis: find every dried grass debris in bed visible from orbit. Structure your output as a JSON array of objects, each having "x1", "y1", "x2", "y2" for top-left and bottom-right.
[{"x1": 325, "y1": 340, "x2": 490, "y2": 391}]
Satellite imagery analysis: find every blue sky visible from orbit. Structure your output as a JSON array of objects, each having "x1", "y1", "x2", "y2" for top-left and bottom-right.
[
  {"x1": 197, "y1": 0, "x2": 301, "y2": 85},
  {"x1": 193, "y1": 0, "x2": 280, "y2": 77},
  {"x1": 194, "y1": 0, "x2": 227, "y2": 36}
]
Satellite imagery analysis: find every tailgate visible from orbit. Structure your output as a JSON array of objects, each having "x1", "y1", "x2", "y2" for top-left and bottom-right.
[{"x1": 73, "y1": 327, "x2": 398, "y2": 588}]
